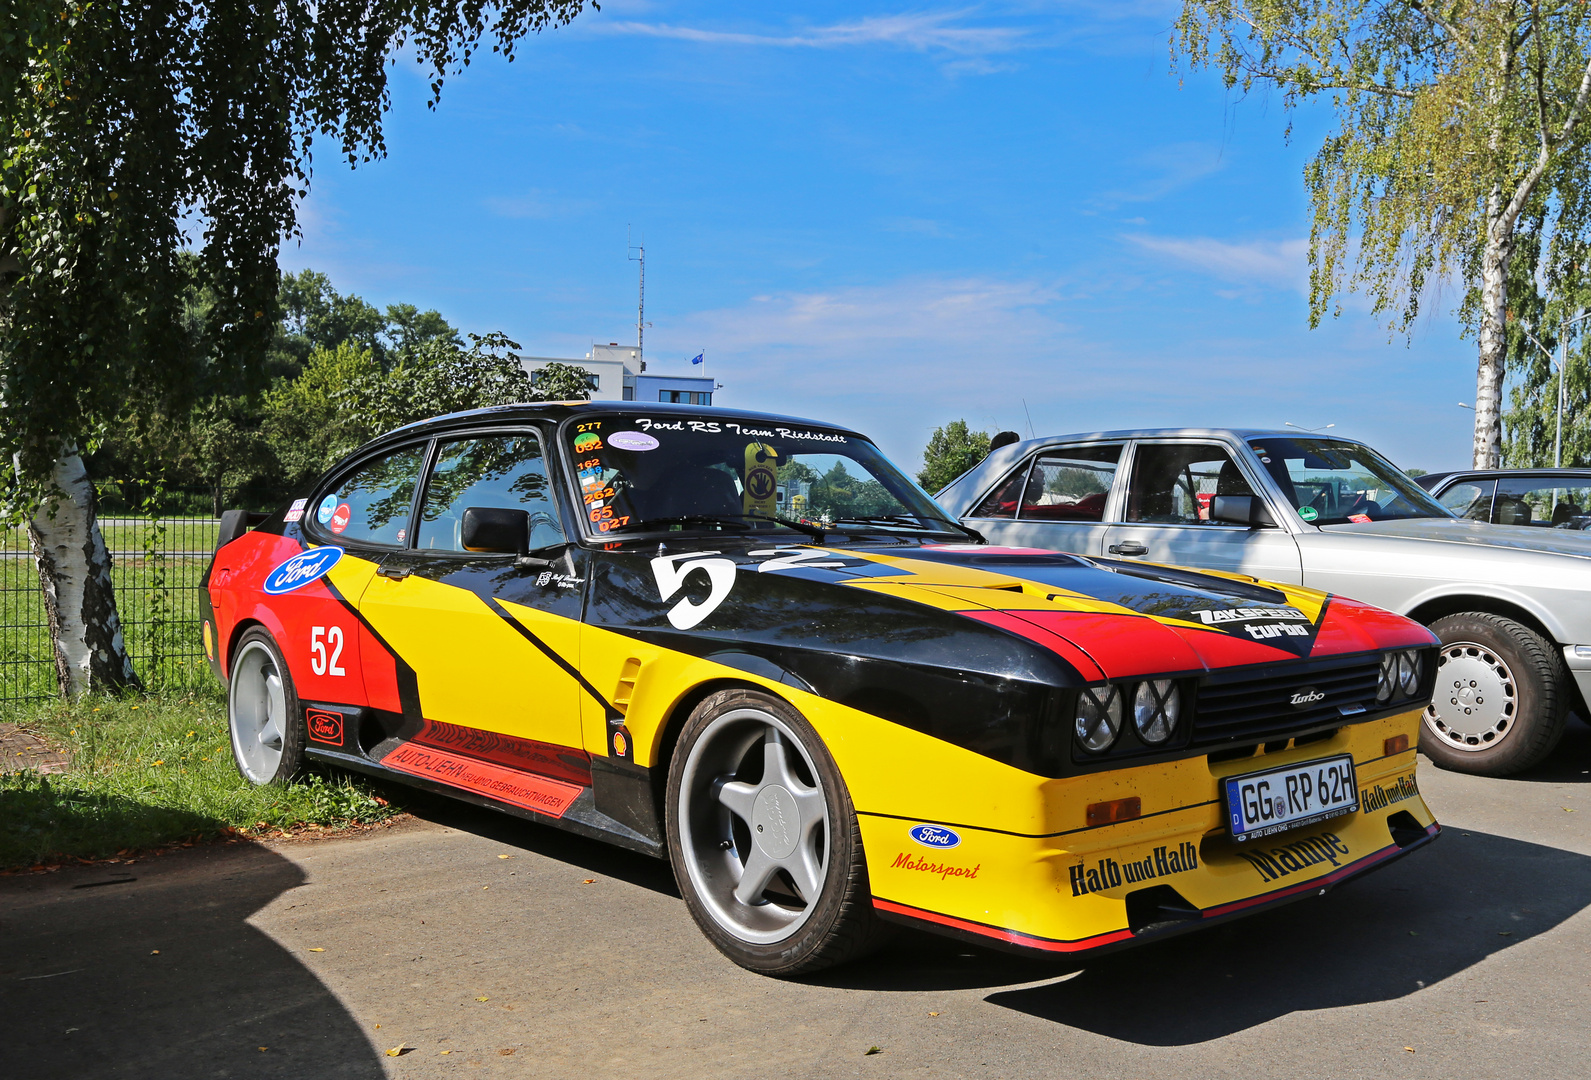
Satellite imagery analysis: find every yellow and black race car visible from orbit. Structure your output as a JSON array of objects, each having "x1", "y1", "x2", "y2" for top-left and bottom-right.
[{"x1": 203, "y1": 403, "x2": 1440, "y2": 975}]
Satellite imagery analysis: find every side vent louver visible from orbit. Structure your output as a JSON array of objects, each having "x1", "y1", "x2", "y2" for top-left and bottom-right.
[{"x1": 614, "y1": 658, "x2": 642, "y2": 715}]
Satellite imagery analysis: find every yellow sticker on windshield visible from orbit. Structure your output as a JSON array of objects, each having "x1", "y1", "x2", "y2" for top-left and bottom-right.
[{"x1": 744, "y1": 442, "x2": 780, "y2": 518}]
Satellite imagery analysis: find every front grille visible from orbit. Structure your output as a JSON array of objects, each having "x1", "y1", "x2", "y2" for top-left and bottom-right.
[{"x1": 1192, "y1": 653, "x2": 1381, "y2": 746}]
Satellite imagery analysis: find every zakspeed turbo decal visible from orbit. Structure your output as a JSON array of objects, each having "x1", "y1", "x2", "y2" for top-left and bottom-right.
[
  {"x1": 1193, "y1": 606, "x2": 1313, "y2": 641},
  {"x1": 1069, "y1": 841, "x2": 1199, "y2": 896},
  {"x1": 382, "y1": 743, "x2": 584, "y2": 817},
  {"x1": 263, "y1": 547, "x2": 344, "y2": 595}
]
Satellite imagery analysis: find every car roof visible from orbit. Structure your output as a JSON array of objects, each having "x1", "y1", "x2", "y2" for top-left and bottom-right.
[
  {"x1": 1425, "y1": 467, "x2": 1591, "y2": 485},
  {"x1": 985, "y1": 427, "x2": 1351, "y2": 446},
  {"x1": 360, "y1": 401, "x2": 870, "y2": 450}
]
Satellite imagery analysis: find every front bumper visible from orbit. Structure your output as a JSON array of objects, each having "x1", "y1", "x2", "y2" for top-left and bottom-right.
[{"x1": 859, "y1": 708, "x2": 1437, "y2": 957}]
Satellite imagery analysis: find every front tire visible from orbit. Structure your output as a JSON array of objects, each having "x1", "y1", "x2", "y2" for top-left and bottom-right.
[
  {"x1": 1420, "y1": 612, "x2": 1569, "y2": 776},
  {"x1": 227, "y1": 627, "x2": 306, "y2": 785},
  {"x1": 665, "y1": 689, "x2": 886, "y2": 976}
]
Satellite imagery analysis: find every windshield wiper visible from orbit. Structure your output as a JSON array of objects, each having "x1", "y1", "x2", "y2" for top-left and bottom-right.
[{"x1": 827, "y1": 515, "x2": 985, "y2": 542}]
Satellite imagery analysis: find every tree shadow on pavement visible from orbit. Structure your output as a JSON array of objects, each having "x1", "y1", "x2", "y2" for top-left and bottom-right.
[
  {"x1": 983, "y1": 828, "x2": 1591, "y2": 1044},
  {"x1": 0, "y1": 842, "x2": 385, "y2": 1079}
]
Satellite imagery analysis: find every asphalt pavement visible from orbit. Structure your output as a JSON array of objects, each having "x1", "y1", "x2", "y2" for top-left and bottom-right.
[{"x1": 4, "y1": 721, "x2": 1588, "y2": 1080}]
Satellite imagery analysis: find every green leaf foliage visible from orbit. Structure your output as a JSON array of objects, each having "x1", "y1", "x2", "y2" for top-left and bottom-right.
[
  {"x1": 0, "y1": 0, "x2": 592, "y2": 513},
  {"x1": 918, "y1": 420, "x2": 990, "y2": 493}
]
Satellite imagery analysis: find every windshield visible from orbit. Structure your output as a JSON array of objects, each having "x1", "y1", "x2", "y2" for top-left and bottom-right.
[
  {"x1": 1247, "y1": 437, "x2": 1451, "y2": 525},
  {"x1": 563, "y1": 414, "x2": 960, "y2": 537}
]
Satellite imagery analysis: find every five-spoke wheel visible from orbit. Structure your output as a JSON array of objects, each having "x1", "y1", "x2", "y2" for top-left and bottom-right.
[
  {"x1": 666, "y1": 689, "x2": 885, "y2": 974},
  {"x1": 227, "y1": 627, "x2": 305, "y2": 785}
]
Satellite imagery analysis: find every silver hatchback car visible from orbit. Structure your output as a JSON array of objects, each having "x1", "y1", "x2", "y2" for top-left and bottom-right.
[{"x1": 939, "y1": 428, "x2": 1591, "y2": 778}]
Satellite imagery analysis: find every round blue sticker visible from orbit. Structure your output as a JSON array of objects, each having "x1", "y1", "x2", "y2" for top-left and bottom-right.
[
  {"x1": 909, "y1": 824, "x2": 961, "y2": 849},
  {"x1": 316, "y1": 494, "x2": 338, "y2": 524},
  {"x1": 263, "y1": 547, "x2": 344, "y2": 595}
]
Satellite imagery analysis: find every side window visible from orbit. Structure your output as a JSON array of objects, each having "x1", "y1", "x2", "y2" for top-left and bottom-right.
[
  {"x1": 417, "y1": 433, "x2": 566, "y2": 552},
  {"x1": 1437, "y1": 479, "x2": 1495, "y2": 521},
  {"x1": 970, "y1": 465, "x2": 1028, "y2": 519},
  {"x1": 1126, "y1": 443, "x2": 1254, "y2": 525},
  {"x1": 1019, "y1": 446, "x2": 1122, "y2": 522},
  {"x1": 315, "y1": 444, "x2": 426, "y2": 546},
  {"x1": 1495, "y1": 478, "x2": 1591, "y2": 528}
]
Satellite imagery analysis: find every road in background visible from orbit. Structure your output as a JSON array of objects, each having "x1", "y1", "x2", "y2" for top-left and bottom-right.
[{"x1": 4, "y1": 723, "x2": 1588, "y2": 1079}]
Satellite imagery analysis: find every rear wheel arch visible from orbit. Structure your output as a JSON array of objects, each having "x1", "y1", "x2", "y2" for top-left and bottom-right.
[{"x1": 222, "y1": 617, "x2": 268, "y2": 683}]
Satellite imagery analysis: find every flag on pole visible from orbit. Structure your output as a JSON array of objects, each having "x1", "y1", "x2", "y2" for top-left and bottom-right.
[{"x1": 691, "y1": 353, "x2": 704, "y2": 365}]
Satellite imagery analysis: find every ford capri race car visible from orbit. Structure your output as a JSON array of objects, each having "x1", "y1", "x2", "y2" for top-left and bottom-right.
[{"x1": 202, "y1": 403, "x2": 1441, "y2": 975}]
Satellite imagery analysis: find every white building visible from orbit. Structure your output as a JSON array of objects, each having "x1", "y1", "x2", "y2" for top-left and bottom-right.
[{"x1": 520, "y1": 343, "x2": 717, "y2": 404}]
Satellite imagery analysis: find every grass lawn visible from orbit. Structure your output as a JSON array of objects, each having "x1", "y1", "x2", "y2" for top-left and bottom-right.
[{"x1": 0, "y1": 687, "x2": 404, "y2": 870}]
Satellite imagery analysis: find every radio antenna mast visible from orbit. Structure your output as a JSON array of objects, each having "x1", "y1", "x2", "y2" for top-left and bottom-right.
[{"x1": 628, "y1": 227, "x2": 645, "y2": 367}]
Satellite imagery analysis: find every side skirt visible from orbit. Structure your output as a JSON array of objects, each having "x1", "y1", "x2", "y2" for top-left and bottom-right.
[{"x1": 306, "y1": 745, "x2": 664, "y2": 859}]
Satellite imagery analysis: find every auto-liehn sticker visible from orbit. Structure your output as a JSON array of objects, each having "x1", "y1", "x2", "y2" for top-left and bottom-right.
[
  {"x1": 317, "y1": 494, "x2": 338, "y2": 524},
  {"x1": 909, "y1": 824, "x2": 961, "y2": 849},
  {"x1": 607, "y1": 431, "x2": 660, "y2": 452},
  {"x1": 263, "y1": 547, "x2": 344, "y2": 595}
]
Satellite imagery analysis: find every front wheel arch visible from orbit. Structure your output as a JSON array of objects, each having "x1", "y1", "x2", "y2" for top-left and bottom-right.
[
  {"x1": 649, "y1": 677, "x2": 793, "y2": 836},
  {"x1": 1405, "y1": 596, "x2": 1584, "y2": 716}
]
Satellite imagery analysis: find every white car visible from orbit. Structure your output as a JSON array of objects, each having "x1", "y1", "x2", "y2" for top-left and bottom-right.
[{"x1": 940, "y1": 428, "x2": 1591, "y2": 777}]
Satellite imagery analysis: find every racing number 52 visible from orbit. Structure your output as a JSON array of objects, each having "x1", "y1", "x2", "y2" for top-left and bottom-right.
[{"x1": 311, "y1": 626, "x2": 346, "y2": 676}]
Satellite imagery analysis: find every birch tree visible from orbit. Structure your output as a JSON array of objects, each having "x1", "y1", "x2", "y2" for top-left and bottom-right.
[
  {"x1": 1175, "y1": 2, "x2": 1591, "y2": 468},
  {"x1": 0, "y1": 0, "x2": 588, "y2": 696}
]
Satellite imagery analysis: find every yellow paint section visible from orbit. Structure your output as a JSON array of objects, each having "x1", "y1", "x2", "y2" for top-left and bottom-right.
[{"x1": 359, "y1": 574, "x2": 582, "y2": 749}]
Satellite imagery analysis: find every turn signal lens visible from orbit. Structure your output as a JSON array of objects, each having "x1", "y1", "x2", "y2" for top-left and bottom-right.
[
  {"x1": 1074, "y1": 686, "x2": 1123, "y2": 753},
  {"x1": 1132, "y1": 679, "x2": 1180, "y2": 745},
  {"x1": 1086, "y1": 797, "x2": 1142, "y2": 826},
  {"x1": 1384, "y1": 734, "x2": 1410, "y2": 756}
]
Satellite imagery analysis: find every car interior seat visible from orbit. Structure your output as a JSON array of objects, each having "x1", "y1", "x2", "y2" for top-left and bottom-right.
[
  {"x1": 667, "y1": 465, "x2": 743, "y2": 519},
  {"x1": 1496, "y1": 498, "x2": 1533, "y2": 525},
  {"x1": 1552, "y1": 501, "x2": 1581, "y2": 526}
]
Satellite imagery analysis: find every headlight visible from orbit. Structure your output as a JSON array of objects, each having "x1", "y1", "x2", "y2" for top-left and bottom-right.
[
  {"x1": 1074, "y1": 686, "x2": 1123, "y2": 753},
  {"x1": 1397, "y1": 650, "x2": 1421, "y2": 696},
  {"x1": 1376, "y1": 652, "x2": 1397, "y2": 703},
  {"x1": 1133, "y1": 679, "x2": 1181, "y2": 745}
]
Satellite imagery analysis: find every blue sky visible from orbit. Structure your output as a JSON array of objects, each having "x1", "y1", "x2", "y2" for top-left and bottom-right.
[{"x1": 286, "y1": 1, "x2": 1478, "y2": 473}]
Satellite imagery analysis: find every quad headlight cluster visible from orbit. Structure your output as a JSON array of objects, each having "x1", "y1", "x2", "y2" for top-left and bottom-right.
[
  {"x1": 1073, "y1": 678, "x2": 1184, "y2": 755},
  {"x1": 1376, "y1": 648, "x2": 1426, "y2": 705}
]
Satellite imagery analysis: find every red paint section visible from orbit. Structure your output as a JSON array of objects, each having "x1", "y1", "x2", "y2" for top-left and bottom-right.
[
  {"x1": 961, "y1": 611, "x2": 1105, "y2": 681},
  {"x1": 1163, "y1": 623, "x2": 1301, "y2": 668},
  {"x1": 872, "y1": 898, "x2": 1134, "y2": 953},
  {"x1": 1010, "y1": 611, "x2": 1210, "y2": 679},
  {"x1": 1311, "y1": 597, "x2": 1438, "y2": 654},
  {"x1": 382, "y1": 743, "x2": 583, "y2": 817},
  {"x1": 357, "y1": 622, "x2": 403, "y2": 714},
  {"x1": 410, "y1": 719, "x2": 593, "y2": 787}
]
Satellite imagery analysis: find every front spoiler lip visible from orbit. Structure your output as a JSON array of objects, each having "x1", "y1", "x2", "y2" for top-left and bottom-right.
[{"x1": 871, "y1": 820, "x2": 1440, "y2": 959}]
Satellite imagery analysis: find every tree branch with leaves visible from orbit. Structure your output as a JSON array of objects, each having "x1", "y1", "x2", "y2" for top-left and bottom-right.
[{"x1": 1175, "y1": 1, "x2": 1591, "y2": 468}]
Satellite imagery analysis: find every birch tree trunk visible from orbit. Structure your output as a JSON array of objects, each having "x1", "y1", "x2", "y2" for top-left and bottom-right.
[
  {"x1": 1473, "y1": 201, "x2": 1511, "y2": 469},
  {"x1": 25, "y1": 444, "x2": 141, "y2": 696}
]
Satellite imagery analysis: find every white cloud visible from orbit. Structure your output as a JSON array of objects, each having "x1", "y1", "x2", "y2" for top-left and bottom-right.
[
  {"x1": 1127, "y1": 234, "x2": 1309, "y2": 292},
  {"x1": 481, "y1": 189, "x2": 593, "y2": 219},
  {"x1": 593, "y1": 10, "x2": 1026, "y2": 57}
]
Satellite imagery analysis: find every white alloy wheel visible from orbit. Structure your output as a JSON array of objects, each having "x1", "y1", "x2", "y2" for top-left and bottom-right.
[
  {"x1": 229, "y1": 637, "x2": 291, "y2": 784},
  {"x1": 1423, "y1": 641, "x2": 1517, "y2": 752}
]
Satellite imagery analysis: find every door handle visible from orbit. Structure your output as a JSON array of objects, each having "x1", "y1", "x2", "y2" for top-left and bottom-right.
[
  {"x1": 1108, "y1": 541, "x2": 1148, "y2": 557},
  {"x1": 377, "y1": 564, "x2": 411, "y2": 581}
]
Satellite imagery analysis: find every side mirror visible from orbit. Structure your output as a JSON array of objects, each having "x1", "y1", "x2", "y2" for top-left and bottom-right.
[
  {"x1": 1211, "y1": 495, "x2": 1275, "y2": 528},
  {"x1": 461, "y1": 507, "x2": 563, "y2": 571}
]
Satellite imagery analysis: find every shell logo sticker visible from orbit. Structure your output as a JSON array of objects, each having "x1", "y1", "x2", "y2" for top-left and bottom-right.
[
  {"x1": 909, "y1": 824, "x2": 961, "y2": 849},
  {"x1": 263, "y1": 547, "x2": 344, "y2": 595}
]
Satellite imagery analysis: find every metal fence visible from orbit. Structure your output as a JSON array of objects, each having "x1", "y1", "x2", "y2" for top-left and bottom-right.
[{"x1": 2, "y1": 513, "x2": 219, "y2": 703}]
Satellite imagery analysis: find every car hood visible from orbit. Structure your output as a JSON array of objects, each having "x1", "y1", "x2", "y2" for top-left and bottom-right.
[
  {"x1": 1317, "y1": 517, "x2": 1591, "y2": 560},
  {"x1": 816, "y1": 543, "x2": 1430, "y2": 681}
]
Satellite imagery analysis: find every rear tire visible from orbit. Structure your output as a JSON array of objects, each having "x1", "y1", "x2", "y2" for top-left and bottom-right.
[
  {"x1": 227, "y1": 627, "x2": 306, "y2": 785},
  {"x1": 665, "y1": 689, "x2": 888, "y2": 976},
  {"x1": 1420, "y1": 613, "x2": 1568, "y2": 776}
]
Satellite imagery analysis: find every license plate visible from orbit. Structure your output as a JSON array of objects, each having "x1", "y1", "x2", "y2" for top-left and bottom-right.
[{"x1": 1224, "y1": 754, "x2": 1358, "y2": 842}]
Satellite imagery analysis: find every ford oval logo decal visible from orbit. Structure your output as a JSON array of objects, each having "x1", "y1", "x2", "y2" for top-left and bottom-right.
[
  {"x1": 263, "y1": 547, "x2": 344, "y2": 595},
  {"x1": 909, "y1": 824, "x2": 961, "y2": 849}
]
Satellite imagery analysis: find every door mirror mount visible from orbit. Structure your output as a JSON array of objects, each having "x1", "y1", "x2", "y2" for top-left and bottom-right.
[
  {"x1": 1210, "y1": 495, "x2": 1275, "y2": 528},
  {"x1": 461, "y1": 507, "x2": 573, "y2": 573}
]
